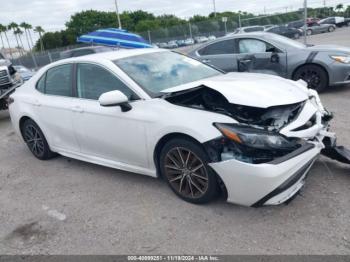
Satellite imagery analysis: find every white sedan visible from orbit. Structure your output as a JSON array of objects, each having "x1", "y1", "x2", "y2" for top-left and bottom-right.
[{"x1": 8, "y1": 48, "x2": 336, "y2": 206}]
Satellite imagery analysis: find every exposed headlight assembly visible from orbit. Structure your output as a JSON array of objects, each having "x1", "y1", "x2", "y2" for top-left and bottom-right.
[
  {"x1": 214, "y1": 123, "x2": 297, "y2": 150},
  {"x1": 330, "y1": 55, "x2": 350, "y2": 64}
]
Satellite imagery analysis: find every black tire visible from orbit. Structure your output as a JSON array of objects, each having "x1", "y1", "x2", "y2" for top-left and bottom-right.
[
  {"x1": 293, "y1": 64, "x2": 328, "y2": 92},
  {"x1": 159, "y1": 138, "x2": 219, "y2": 204},
  {"x1": 306, "y1": 29, "x2": 312, "y2": 36},
  {"x1": 328, "y1": 26, "x2": 335, "y2": 32},
  {"x1": 21, "y1": 119, "x2": 57, "y2": 160}
]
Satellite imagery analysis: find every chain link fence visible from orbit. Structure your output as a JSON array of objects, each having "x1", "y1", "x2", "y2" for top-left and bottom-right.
[{"x1": 8, "y1": 6, "x2": 346, "y2": 70}]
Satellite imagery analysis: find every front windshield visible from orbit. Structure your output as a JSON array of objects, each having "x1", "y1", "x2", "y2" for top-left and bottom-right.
[
  {"x1": 114, "y1": 51, "x2": 221, "y2": 96},
  {"x1": 268, "y1": 33, "x2": 306, "y2": 49}
]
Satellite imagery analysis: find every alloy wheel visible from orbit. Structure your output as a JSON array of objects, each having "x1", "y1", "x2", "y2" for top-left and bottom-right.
[
  {"x1": 23, "y1": 124, "x2": 45, "y2": 157},
  {"x1": 164, "y1": 147, "x2": 209, "y2": 199},
  {"x1": 296, "y1": 69, "x2": 321, "y2": 90}
]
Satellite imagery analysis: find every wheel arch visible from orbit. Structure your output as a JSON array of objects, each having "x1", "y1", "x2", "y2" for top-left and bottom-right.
[
  {"x1": 153, "y1": 132, "x2": 228, "y2": 198},
  {"x1": 153, "y1": 132, "x2": 203, "y2": 178},
  {"x1": 291, "y1": 62, "x2": 330, "y2": 86}
]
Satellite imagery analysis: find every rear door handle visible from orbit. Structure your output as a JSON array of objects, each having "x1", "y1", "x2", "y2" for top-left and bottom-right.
[
  {"x1": 71, "y1": 106, "x2": 84, "y2": 113},
  {"x1": 202, "y1": 59, "x2": 211, "y2": 63}
]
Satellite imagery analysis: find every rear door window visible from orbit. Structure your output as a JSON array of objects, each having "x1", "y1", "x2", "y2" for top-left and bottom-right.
[{"x1": 45, "y1": 64, "x2": 73, "y2": 96}]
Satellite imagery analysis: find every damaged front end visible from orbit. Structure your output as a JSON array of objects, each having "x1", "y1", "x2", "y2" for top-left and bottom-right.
[{"x1": 165, "y1": 83, "x2": 350, "y2": 165}]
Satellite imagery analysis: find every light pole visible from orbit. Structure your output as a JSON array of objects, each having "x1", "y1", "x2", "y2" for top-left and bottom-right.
[
  {"x1": 222, "y1": 17, "x2": 228, "y2": 35},
  {"x1": 114, "y1": 0, "x2": 122, "y2": 29},
  {"x1": 303, "y1": 0, "x2": 307, "y2": 45},
  {"x1": 212, "y1": 0, "x2": 217, "y2": 17},
  {"x1": 189, "y1": 21, "x2": 193, "y2": 39}
]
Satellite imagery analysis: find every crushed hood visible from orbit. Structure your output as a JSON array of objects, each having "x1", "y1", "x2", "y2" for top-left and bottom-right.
[{"x1": 162, "y1": 72, "x2": 308, "y2": 108}]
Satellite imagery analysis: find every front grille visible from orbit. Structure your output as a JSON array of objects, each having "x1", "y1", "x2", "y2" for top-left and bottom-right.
[
  {"x1": 0, "y1": 69, "x2": 8, "y2": 78},
  {"x1": 0, "y1": 76, "x2": 10, "y2": 85}
]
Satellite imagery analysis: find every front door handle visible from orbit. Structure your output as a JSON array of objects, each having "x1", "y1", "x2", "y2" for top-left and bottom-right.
[
  {"x1": 71, "y1": 106, "x2": 84, "y2": 113},
  {"x1": 202, "y1": 59, "x2": 211, "y2": 63},
  {"x1": 239, "y1": 59, "x2": 252, "y2": 63}
]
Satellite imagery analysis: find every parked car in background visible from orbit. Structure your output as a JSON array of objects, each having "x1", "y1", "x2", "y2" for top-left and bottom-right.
[
  {"x1": 319, "y1": 16, "x2": 350, "y2": 27},
  {"x1": 232, "y1": 26, "x2": 265, "y2": 34},
  {"x1": 8, "y1": 48, "x2": 340, "y2": 206},
  {"x1": 266, "y1": 25, "x2": 302, "y2": 39},
  {"x1": 184, "y1": 38, "x2": 195, "y2": 46},
  {"x1": 60, "y1": 46, "x2": 115, "y2": 59},
  {"x1": 167, "y1": 40, "x2": 178, "y2": 49},
  {"x1": 176, "y1": 40, "x2": 187, "y2": 47},
  {"x1": 305, "y1": 23, "x2": 336, "y2": 35},
  {"x1": 13, "y1": 65, "x2": 35, "y2": 81},
  {"x1": 287, "y1": 18, "x2": 320, "y2": 29},
  {"x1": 188, "y1": 32, "x2": 350, "y2": 91},
  {"x1": 263, "y1": 24, "x2": 275, "y2": 30},
  {"x1": 0, "y1": 51, "x2": 22, "y2": 110},
  {"x1": 195, "y1": 36, "x2": 209, "y2": 43},
  {"x1": 208, "y1": 35, "x2": 217, "y2": 41},
  {"x1": 158, "y1": 42, "x2": 169, "y2": 48}
]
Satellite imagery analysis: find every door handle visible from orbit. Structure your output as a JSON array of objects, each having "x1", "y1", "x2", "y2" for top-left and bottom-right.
[
  {"x1": 71, "y1": 106, "x2": 84, "y2": 113},
  {"x1": 239, "y1": 59, "x2": 252, "y2": 63},
  {"x1": 202, "y1": 59, "x2": 211, "y2": 63}
]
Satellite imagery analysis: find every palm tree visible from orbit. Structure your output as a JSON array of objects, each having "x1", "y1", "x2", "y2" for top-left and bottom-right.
[
  {"x1": 0, "y1": 24, "x2": 5, "y2": 50},
  {"x1": 0, "y1": 24, "x2": 13, "y2": 59},
  {"x1": 20, "y1": 22, "x2": 32, "y2": 50},
  {"x1": 14, "y1": 28, "x2": 26, "y2": 54},
  {"x1": 8, "y1": 22, "x2": 23, "y2": 56},
  {"x1": 34, "y1": 26, "x2": 45, "y2": 51}
]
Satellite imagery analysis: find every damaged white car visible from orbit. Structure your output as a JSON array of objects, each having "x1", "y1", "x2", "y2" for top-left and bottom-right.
[{"x1": 8, "y1": 49, "x2": 350, "y2": 207}]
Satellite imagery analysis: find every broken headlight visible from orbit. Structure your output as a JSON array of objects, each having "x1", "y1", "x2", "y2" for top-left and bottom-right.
[{"x1": 214, "y1": 123, "x2": 297, "y2": 150}]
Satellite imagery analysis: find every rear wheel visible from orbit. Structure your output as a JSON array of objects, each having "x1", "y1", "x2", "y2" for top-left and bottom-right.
[
  {"x1": 159, "y1": 138, "x2": 219, "y2": 204},
  {"x1": 21, "y1": 119, "x2": 56, "y2": 160},
  {"x1": 293, "y1": 64, "x2": 328, "y2": 92}
]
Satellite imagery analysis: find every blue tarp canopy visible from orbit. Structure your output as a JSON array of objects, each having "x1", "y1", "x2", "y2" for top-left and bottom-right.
[{"x1": 77, "y1": 28, "x2": 152, "y2": 48}]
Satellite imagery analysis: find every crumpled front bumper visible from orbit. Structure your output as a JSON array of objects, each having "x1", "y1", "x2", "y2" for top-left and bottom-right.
[
  {"x1": 210, "y1": 142, "x2": 321, "y2": 206},
  {"x1": 209, "y1": 86, "x2": 335, "y2": 207}
]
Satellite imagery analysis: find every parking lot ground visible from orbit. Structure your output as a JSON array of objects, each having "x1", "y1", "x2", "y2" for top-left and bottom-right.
[{"x1": 1, "y1": 31, "x2": 350, "y2": 255}]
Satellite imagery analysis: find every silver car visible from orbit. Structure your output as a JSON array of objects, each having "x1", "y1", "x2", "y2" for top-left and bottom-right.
[
  {"x1": 305, "y1": 23, "x2": 336, "y2": 35},
  {"x1": 188, "y1": 32, "x2": 350, "y2": 91}
]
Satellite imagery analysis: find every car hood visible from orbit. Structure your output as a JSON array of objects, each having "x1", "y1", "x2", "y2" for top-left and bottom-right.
[
  {"x1": 307, "y1": 44, "x2": 350, "y2": 53},
  {"x1": 162, "y1": 72, "x2": 308, "y2": 108}
]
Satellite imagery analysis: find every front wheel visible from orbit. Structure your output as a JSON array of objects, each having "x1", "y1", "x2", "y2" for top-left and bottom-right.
[
  {"x1": 159, "y1": 138, "x2": 219, "y2": 204},
  {"x1": 21, "y1": 119, "x2": 57, "y2": 160},
  {"x1": 293, "y1": 64, "x2": 328, "y2": 92},
  {"x1": 328, "y1": 26, "x2": 335, "y2": 32},
  {"x1": 306, "y1": 29, "x2": 312, "y2": 36},
  {"x1": 294, "y1": 33, "x2": 300, "y2": 39}
]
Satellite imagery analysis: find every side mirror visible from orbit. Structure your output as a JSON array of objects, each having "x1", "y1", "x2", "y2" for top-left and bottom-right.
[{"x1": 98, "y1": 90, "x2": 132, "y2": 112}]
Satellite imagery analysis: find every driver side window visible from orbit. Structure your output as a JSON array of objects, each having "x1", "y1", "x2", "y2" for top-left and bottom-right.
[
  {"x1": 76, "y1": 63, "x2": 137, "y2": 101},
  {"x1": 238, "y1": 39, "x2": 276, "y2": 53}
]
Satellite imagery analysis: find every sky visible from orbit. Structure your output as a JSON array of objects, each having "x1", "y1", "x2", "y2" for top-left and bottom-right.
[{"x1": 0, "y1": 0, "x2": 349, "y2": 48}]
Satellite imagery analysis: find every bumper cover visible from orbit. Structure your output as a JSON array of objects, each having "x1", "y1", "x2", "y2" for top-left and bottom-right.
[{"x1": 209, "y1": 143, "x2": 321, "y2": 206}]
